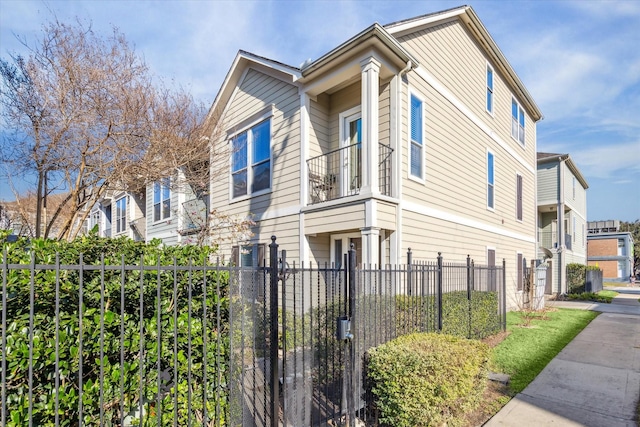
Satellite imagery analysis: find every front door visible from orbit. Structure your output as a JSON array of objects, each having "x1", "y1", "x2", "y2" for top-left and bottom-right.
[
  {"x1": 331, "y1": 234, "x2": 363, "y2": 268},
  {"x1": 341, "y1": 110, "x2": 362, "y2": 196}
]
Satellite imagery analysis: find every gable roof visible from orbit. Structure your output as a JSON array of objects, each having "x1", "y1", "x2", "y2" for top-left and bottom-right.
[
  {"x1": 537, "y1": 152, "x2": 589, "y2": 189},
  {"x1": 205, "y1": 50, "x2": 301, "y2": 130},
  {"x1": 385, "y1": 5, "x2": 543, "y2": 122}
]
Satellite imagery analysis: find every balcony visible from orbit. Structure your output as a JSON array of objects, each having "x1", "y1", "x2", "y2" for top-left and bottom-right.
[
  {"x1": 538, "y1": 231, "x2": 572, "y2": 251},
  {"x1": 307, "y1": 142, "x2": 393, "y2": 204}
]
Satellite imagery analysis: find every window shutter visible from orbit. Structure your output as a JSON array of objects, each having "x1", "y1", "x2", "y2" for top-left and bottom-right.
[
  {"x1": 258, "y1": 243, "x2": 266, "y2": 267},
  {"x1": 231, "y1": 246, "x2": 239, "y2": 266},
  {"x1": 517, "y1": 253, "x2": 524, "y2": 291},
  {"x1": 516, "y1": 174, "x2": 523, "y2": 221}
]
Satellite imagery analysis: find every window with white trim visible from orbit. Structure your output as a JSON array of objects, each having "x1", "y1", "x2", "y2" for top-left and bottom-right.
[
  {"x1": 409, "y1": 94, "x2": 424, "y2": 179},
  {"x1": 486, "y1": 64, "x2": 494, "y2": 114},
  {"x1": 511, "y1": 98, "x2": 525, "y2": 145},
  {"x1": 231, "y1": 119, "x2": 271, "y2": 198},
  {"x1": 115, "y1": 197, "x2": 127, "y2": 234},
  {"x1": 153, "y1": 179, "x2": 171, "y2": 222},
  {"x1": 487, "y1": 151, "x2": 495, "y2": 210},
  {"x1": 516, "y1": 173, "x2": 523, "y2": 221}
]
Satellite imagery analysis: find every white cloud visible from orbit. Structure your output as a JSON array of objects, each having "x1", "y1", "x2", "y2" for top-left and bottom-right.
[{"x1": 569, "y1": 141, "x2": 640, "y2": 179}]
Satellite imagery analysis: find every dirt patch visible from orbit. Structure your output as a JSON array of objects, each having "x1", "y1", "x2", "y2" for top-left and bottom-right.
[
  {"x1": 481, "y1": 330, "x2": 510, "y2": 347},
  {"x1": 462, "y1": 380, "x2": 513, "y2": 426}
]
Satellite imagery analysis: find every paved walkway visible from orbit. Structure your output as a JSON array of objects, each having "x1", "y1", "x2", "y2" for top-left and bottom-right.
[{"x1": 485, "y1": 287, "x2": 640, "y2": 427}]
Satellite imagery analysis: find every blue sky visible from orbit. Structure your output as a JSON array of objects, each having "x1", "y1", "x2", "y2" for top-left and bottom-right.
[{"x1": 1, "y1": 0, "x2": 639, "y2": 221}]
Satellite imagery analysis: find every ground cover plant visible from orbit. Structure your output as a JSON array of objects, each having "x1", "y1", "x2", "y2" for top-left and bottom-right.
[{"x1": 566, "y1": 290, "x2": 618, "y2": 303}]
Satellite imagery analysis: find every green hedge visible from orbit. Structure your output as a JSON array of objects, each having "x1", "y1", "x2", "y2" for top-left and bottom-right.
[
  {"x1": 1, "y1": 232, "x2": 229, "y2": 426},
  {"x1": 567, "y1": 263, "x2": 600, "y2": 294},
  {"x1": 396, "y1": 291, "x2": 501, "y2": 339},
  {"x1": 367, "y1": 333, "x2": 490, "y2": 427}
]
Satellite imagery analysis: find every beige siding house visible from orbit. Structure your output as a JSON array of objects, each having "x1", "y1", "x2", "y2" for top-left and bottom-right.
[
  {"x1": 537, "y1": 152, "x2": 589, "y2": 294},
  {"x1": 207, "y1": 6, "x2": 543, "y2": 307}
]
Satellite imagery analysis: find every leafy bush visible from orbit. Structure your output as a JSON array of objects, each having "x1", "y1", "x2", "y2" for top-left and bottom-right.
[
  {"x1": 567, "y1": 263, "x2": 602, "y2": 294},
  {"x1": 396, "y1": 291, "x2": 501, "y2": 339},
  {"x1": 1, "y1": 233, "x2": 229, "y2": 426},
  {"x1": 367, "y1": 333, "x2": 490, "y2": 427}
]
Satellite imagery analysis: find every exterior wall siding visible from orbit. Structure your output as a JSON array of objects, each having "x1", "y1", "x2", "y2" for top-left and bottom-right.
[
  {"x1": 210, "y1": 67, "x2": 301, "y2": 252},
  {"x1": 537, "y1": 163, "x2": 558, "y2": 205}
]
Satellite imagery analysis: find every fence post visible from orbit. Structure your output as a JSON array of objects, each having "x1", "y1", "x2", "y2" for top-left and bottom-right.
[
  {"x1": 502, "y1": 258, "x2": 507, "y2": 331},
  {"x1": 437, "y1": 252, "x2": 443, "y2": 332},
  {"x1": 407, "y1": 248, "x2": 413, "y2": 295},
  {"x1": 269, "y1": 236, "x2": 279, "y2": 427},
  {"x1": 466, "y1": 255, "x2": 472, "y2": 339},
  {"x1": 347, "y1": 243, "x2": 357, "y2": 424}
]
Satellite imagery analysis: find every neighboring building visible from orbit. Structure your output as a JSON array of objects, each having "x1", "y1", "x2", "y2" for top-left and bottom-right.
[
  {"x1": 537, "y1": 153, "x2": 588, "y2": 294},
  {"x1": 89, "y1": 189, "x2": 146, "y2": 241},
  {"x1": 88, "y1": 171, "x2": 209, "y2": 245},
  {"x1": 587, "y1": 220, "x2": 635, "y2": 281},
  {"x1": 144, "y1": 171, "x2": 210, "y2": 246},
  {"x1": 206, "y1": 5, "x2": 543, "y2": 307}
]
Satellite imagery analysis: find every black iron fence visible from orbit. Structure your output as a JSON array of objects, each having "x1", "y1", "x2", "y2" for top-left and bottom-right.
[{"x1": 1, "y1": 238, "x2": 505, "y2": 427}]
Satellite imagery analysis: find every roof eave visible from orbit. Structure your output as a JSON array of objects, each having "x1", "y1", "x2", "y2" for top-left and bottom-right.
[{"x1": 300, "y1": 23, "x2": 419, "y2": 78}]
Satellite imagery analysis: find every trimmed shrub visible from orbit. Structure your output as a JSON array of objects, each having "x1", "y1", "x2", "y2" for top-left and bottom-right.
[
  {"x1": 367, "y1": 332, "x2": 490, "y2": 427},
  {"x1": 567, "y1": 263, "x2": 602, "y2": 294}
]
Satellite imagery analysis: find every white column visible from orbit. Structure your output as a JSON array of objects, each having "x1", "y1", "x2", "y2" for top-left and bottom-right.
[
  {"x1": 299, "y1": 91, "x2": 311, "y2": 263},
  {"x1": 361, "y1": 226, "x2": 380, "y2": 267},
  {"x1": 360, "y1": 56, "x2": 381, "y2": 196}
]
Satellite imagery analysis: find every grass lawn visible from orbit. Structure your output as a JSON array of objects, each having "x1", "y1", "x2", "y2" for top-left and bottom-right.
[{"x1": 491, "y1": 308, "x2": 599, "y2": 393}]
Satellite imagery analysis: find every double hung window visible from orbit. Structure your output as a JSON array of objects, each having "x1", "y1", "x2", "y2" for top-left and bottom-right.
[
  {"x1": 487, "y1": 151, "x2": 495, "y2": 210},
  {"x1": 232, "y1": 119, "x2": 271, "y2": 198},
  {"x1": 486, "y1": 65, "x2": 494, "y2": 113},
  {"x1": 153, "y1": 179, "x2": 171, "y2": 222},
  {"x1": 511, "y1": 98, "x2": 525, "y2": 145},
  {"x1": 115, "y1": 197, "x2": 127, "y2": 234},
  {"x1": 410, "y1": 94, "x2": 424, "y2": 179}
]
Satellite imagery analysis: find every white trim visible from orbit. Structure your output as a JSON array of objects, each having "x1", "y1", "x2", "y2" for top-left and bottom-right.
[
  {"x1": 407, "y1": 89, "x2": 426, "y2": 183},
  {"x1": 385, "y1": 7, "x2": 467, "y2": 35},
  {"x1": 339, "y1": 106, "x2": 362, "y2": 197},
  {"x1": 487, "y1": 148, "x2": 495, "y2": 212},
  {"x1": 413, "y1": 66, "x2": 535, "y2": 175},
  {"x1": 486, "y1": 246, "x2": 497, "y2": 267},
  {"x1": 511, "y1": 97, "x2": 525, "y2": 147},
  {"x1": 228, "y1": 115, "x2": 273, "y2": 201},
  {"x1": 401, "y1": 199, "x2": 535, "y2": 244},
  {"x1": 486, "y1": 62, "x2": 495, "y2": 116}
]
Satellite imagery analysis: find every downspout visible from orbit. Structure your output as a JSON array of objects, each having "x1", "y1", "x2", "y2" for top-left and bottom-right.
[
  {"x1": 399, "y1": 60, "x2": 413, "y2": 76},
  {"x1": 393, "y1": 61, "x2": 412, "y2": 264}
]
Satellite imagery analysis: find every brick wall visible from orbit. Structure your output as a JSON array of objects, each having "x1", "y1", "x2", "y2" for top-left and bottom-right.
[
  {"x1": 588, "y1": 260, "x2": 617, "y2": 279},
  {"x1": 587, "y1": 238, "x2": 617, "y2": 257}
]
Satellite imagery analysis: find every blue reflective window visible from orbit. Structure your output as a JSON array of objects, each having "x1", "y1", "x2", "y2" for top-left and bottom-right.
[
  {"x1": 487, "y1": 66, "x2": 494, "y2": 113},
  {"x1": 410, "y1": 95, "x2": 423, "y2": 178},
  {"x1": 231, "y1": 119, "x2": 271, "y2": 198},
  {"x1": 487, "y1": 152, "x2": 495, "y2": 209}
]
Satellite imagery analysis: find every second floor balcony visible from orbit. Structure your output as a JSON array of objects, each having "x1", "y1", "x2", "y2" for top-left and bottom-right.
[
  {"x1": 307, "y1": 142, "x2": 393, "y2": 204},
  {"x1": 539, "y1": 231, "x2": 572, "y2": 252}
]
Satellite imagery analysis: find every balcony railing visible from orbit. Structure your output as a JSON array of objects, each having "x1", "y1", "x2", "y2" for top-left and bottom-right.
[
  {"x1": 307, "y1": 142, "x2": 393, "y2": 204},
  {"x1": 538, "y1": 231, "x2": 572, "y2": 251}
]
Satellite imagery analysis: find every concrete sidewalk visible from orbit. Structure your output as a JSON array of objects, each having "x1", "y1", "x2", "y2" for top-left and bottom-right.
[{"x1": 484, "y1": 288, "x2": 640, "y2": 427}]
